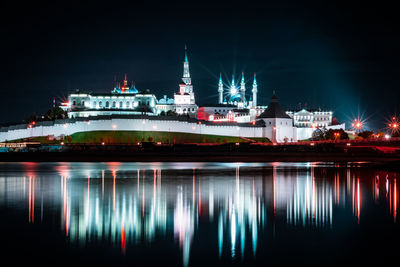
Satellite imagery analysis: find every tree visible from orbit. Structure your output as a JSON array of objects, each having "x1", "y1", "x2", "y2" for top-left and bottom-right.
[
  {"x1": 325, "y1": 129, "x2": 349, "y2": 140},
  {"x1": 392, "y1": 131, "x2": 400, "y2": 138},
  {"x1": 166, "y1": 110, "x2": 177, "y2": 116},
  {"x1": 45, "y1": 106, "x2": 67, "y2": 120},
  {"x1": 312, "y1": 128, "x2": 327, "y2": 141},
  {"x1": 358, "y1": 131, "x2": 374, "y2": 139},
  {"x1": 24, "y1": 106, "x2": 67, "y2": 123},
  {"x1": 376, "y1": 132, "x2": 385, "y2": 138}
]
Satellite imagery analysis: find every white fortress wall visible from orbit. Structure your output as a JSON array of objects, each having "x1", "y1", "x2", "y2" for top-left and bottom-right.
[{"x1": 0, "y1": 118, "x2": 269, "y2": 142}]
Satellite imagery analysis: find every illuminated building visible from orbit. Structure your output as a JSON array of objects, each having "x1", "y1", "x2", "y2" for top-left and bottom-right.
[
  {"x1": 286, "y1": 109, "x2": 333, "y2": 128},
  {"x1": 64, "y1": 75, "x2": 159, "y2": 118},
  {"x1": 257, "y1": 94, "x2": 297, "y2": 143},
  {"x1": 172, "y1": 46, "x2": 198, "y2": 117},
  {"x1": 285, "y1": 109, "x2": 345, "y2": 140},
  {"x1": 198, "y1": 73, "x2": 265, "y2": 122}
]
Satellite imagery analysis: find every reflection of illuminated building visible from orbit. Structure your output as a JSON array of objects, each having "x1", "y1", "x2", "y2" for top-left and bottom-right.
[{"x1": 0, "y1": 162, "x2": 399, "y2": 266}]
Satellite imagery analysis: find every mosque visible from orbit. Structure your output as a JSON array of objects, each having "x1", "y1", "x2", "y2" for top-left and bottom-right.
[{"x1": 0, "y1": 48, "x2": 344, "y2": 143}]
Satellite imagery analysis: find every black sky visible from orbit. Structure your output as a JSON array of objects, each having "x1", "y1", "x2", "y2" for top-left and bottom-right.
[{"x1": 1, "y1": 0, "x2": 399, "y2": 130}]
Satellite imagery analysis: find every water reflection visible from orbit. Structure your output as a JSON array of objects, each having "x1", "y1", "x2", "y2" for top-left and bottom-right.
[{"x1": 0, "y1": 162, "x2": 399, "y2": 266}]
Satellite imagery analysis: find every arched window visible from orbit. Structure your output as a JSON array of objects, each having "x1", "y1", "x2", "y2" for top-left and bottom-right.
[
  {"x1": 81, "y1": 100, "x2": 85, "y2": 106},
  {"x1": 120, "y1": 101, "x2": 123, "y2": 108},
  {"x1": 112, "y1": 101, "x2": 116, "y2": 108},
  {"x1": 126, "y1": 102, "x2": 130, "y2": 108},
  {"x1": 99, "y1": 101, "x2": 102, "y2": 107},
  {"x1": 93, "y1": 101, "x2": 96, "y2": 108},
  {"x1": 72, "y1": 100, "x2": 76, "y2": 105},
  {"x1": 106, "y1": 101, "x2": 109, "y2": 108},
  {"x1": 139, "y1": 101, "x2": 142, "y2": 105},
  {"x1": 132, "y1": 101, "x2": 135, "y2": 107}
]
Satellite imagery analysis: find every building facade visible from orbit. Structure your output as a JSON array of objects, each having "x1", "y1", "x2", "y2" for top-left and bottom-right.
[
  {"x1": 286, "y1": 109, "x2": 333, "y2": 128},
  {"x1": 64, "y1": 75, "x2": 159, "y2": 119},
  {"x1": 257, "y1": 94, "x2": 297, "y2": 143}
]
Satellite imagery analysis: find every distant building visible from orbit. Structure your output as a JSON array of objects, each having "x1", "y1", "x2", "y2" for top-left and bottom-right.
[
  {"x1": 257, "y1": 94, "x2": 297, "y2": 143},
  {"x1": 172, "y1": 47, "x2": 198, "y2": 117},
  {"x1": 63, "y1": 75, "x2": 158, "y2": 118},
  {"x1": 286, "y1": 109, "x2": 333, "y2": 128}
]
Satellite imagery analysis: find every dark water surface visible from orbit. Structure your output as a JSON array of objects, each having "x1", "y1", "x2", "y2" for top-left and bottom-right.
[{"x1": 0, "y1": 162, "x2": 399, "y2": 266}]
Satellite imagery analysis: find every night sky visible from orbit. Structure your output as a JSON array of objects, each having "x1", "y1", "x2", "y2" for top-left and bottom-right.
[{"x1": 1, "y1": 1, "x2": 399, "y2": 130}]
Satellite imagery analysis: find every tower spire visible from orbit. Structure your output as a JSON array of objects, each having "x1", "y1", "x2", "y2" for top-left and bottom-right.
[
  {"x1": 218, "y1": 73, "x2": 223, "y2": 104},
  {"x1": 240, "y1": 72, "x2": 246, "y2": 103},
  {"x1": 252, "y1": 73, "x2": 258, "y2": 107},
  {"x1": 182, "y1": 46, "x2": 191, "y2": 85},
  {"x1": 230, "y1": 75, "x2": 237, "y2": 95},
  {"x1": 184, "y1": 44, "x2": 188, "y2": 62}
]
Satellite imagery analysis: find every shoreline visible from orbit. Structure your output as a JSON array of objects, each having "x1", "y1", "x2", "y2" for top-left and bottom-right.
[{"x1": 1, "y1": 151, "x2": 400, "y2": 164}]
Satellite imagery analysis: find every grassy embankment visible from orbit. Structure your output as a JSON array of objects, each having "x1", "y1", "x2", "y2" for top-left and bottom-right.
[{"x1": 11, "y1": 130, "x2": 270, "y2": 144}]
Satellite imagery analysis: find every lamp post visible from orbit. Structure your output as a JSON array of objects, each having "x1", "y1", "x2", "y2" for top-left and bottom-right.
[{"x1": 352, "y1": 119, "x2": 363, "y2": 133}]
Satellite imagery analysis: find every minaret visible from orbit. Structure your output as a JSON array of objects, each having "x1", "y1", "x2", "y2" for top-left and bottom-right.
[
  {"x1": 218, "y1": 73, "x2": 223, "y2": 104},
  {"x1": 240, "y1": 72, "x2": 246, "y2": 103},
  {"x1": 182, "y1": 45, "x2": 191, "y2": 86},
  {"x1": 252, "y1": 73, "x2": 257, "y2": 107},
  {"x1": 230, "y1": 75, "x2": 237, "y2": 95}
]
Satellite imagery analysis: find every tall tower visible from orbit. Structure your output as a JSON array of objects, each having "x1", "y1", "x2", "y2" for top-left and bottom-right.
[
  {"x1": 240, "y1": 72, "x2": 246, "y2": 103},
  {"x1": 252, "y1": 73, "x2": 257, "y2": 107},
  {"x1": 230, "y1": 75, "x2": 237, "y2": 95},
  {"x1": 182, "y1": 46, "x2": 191, "y2": 86},
  {"x1": 218, "y1": 73, "x2": 223, "y2": 104}
]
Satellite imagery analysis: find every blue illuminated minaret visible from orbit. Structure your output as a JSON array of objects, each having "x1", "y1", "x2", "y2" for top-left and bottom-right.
[
  {"x1": 252, "y1": 73, "x2": 257, "y2": 107},
  {"x1": 230, "y1": 75, "x2": 237, "y2": 95},
  {"x1": 240, "y1": 72, "x2": 246, "y2": 102},
  {"x1": 218, "y1": 73, "x2": 223, "y2": 104},
  {"x1": 182, "y1": 45, "x2": 191, "y2": 85}
]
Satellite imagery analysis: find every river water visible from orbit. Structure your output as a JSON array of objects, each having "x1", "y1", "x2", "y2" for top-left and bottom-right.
[{"x1": 0, "y1": 162, "x2": 399, "y2": 266}]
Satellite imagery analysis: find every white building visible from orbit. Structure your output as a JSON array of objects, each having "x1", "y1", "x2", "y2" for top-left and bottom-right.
[
  {"x1": 286, "y1": 109, "x2": 333, "y2": 128},
  {"x1": 63, "y1": 75, "x2": 159, "y2": 118},
  {"x1": 256, "y1": 94, "x2": 297, "y2": 143}
]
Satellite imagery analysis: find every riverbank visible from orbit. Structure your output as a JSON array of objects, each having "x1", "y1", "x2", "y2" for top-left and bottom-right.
[{"x1": 1, "y1": 150, "x2": 400, "y2": 164}]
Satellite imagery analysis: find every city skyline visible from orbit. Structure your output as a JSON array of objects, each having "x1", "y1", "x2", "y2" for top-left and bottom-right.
[{"x1": 1, "y1": 1, "x2": 400, "y2": 130}]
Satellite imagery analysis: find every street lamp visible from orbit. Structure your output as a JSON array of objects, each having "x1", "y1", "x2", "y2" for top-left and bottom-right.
[{"x1": 352, "y1": 119, "x2": 363, "y2": 133}]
